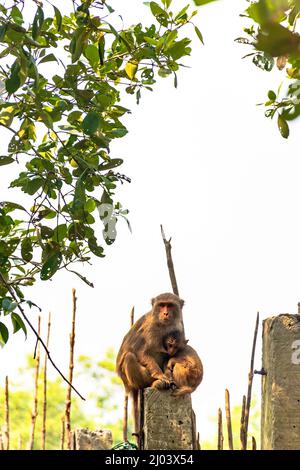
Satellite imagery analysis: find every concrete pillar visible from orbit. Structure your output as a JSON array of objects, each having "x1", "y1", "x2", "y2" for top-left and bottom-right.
[
  {"x1": 72, "y1": 428, "x2": 113, "y2": 450},
  {"x1": 262, "y1": 314, "x2": 300, "y2": 449},
  {"x1": 141, "y1": 388, "x2": 197, "y2": 450}
]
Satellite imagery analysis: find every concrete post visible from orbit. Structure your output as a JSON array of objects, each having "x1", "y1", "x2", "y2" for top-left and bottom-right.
[
  {"x1": 262, "y1": 314, "x2": 300, "y2": 449},
  {"x1": 141, "y1": 388, "x2": 197, "y2": 450},
  {"x1": 72, "y1": 428, "x2": 113, "y2": 450}
]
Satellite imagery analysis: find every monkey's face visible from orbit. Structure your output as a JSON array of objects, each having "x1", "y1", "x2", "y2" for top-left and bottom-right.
[
  {"x1": 165, "y1": 337, "x2": 179, "y2": 356},
  {"x1": 157, "y1": 302, "x2": 179, "y2": 324}
]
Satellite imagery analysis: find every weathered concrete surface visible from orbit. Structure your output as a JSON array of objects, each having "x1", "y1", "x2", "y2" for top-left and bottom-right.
[
  {"x1": 72, "y1": 428, "x2": 113, "y2": 450},
  {"x1": 142, "y1": 388, "x2": 196, "y2": 450},
  {"x1": 262, "y1": 314, "x2": 300, "y2": 449}
]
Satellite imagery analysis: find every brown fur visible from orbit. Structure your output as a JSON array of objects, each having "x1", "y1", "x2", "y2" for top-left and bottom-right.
[
  {"x1": 163, "y1": 332, "x2": 203, "y2": 397},
  {"x1": 116, "y1": 293, "x2": 185, "y2": 436}
]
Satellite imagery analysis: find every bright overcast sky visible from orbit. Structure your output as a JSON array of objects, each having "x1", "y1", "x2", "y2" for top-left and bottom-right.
[{"x1": 1, "y1": 0, "x2": 300, "y2": 445}]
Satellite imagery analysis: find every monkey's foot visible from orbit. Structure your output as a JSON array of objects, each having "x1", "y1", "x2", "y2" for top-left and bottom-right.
[{"x1": 151, "y1": 378, "x2": 171, "y2": 390}]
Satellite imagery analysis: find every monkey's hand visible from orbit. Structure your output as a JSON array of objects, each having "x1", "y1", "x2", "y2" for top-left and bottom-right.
[{"x1": 151, "y1": 377, "x2": 171, "y2": 390}]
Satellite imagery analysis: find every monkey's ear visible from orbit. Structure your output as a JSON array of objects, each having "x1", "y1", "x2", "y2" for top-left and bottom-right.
[
  {"x1": 180, "y1": 299, "x2": 185, "y2": 308},
  {"x1": 185, "y1": 339, "x2": 189, "y2": 345},
  {"x1": 151, "y1": 297, "x2": 155, "y2": 306}
]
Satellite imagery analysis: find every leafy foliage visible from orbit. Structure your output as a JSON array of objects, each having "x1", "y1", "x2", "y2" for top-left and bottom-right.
[
  {"x1": 238, "y1": 0, "x2": 300, "y2": 138},
  {"x1": 0, "y1": 0, "x2": 203, "y2": 344}
]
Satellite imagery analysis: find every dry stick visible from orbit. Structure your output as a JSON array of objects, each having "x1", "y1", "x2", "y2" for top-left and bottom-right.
[
  {"x1": 197, "y1": 432, "x2": 201, "y2": 450},
  {"x1": 60, "y1": 417, "x2": 65, "y2": 450},
  {"x1": 225, "y1": 389, "x2": 234, "y2": 450},
  {"x1": 29, "y1": 316, "x2": 41, "y2": 450},
  {"x1": 242, "y1": 312, "x2": 259, "y2": 450},
  {"x1": 0, "y1": 273, "x2": 85, "y2": 401},
  {"x1": 65, "y1": 289, "x2": 77, "y2": 450},
  {"x1": 252, "y1": 436, "x2": 257, "y2": 450},
  {"x1": 42, "y1": 313, "x2": 51, "y2": 450},
  {"x1": 240, "y1": 395, "x2": 246, "y2": 450},
  {"x1": 160, "y1": 225, "x2": 179, "y2": 296},
  {"x1": 217, "y1": 408, "x2": 223, "y2": 450},
  {"x1": 0, "y1": 432, "x2": 3, "y2": 451},
  {"x1": 4, "y1": 377, "x2": 9, "y2": 450},
  {"x1": 123, "y1": 306, "x2": 135, "y2": 442}
]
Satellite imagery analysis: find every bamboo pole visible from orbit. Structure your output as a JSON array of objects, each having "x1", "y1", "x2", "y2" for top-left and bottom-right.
[
  {"x1": 60, "y1": 417, "x2": 65, "y2": 450},
  {"x1": 242, "y1": 312, "x2": 259, "y2": 450},
  {"x1": 65, "y1": 289, "x2": 77, "y2": 450},
  {"x1": 41, "y1": 312, "x2": 51, "y2": 450},
  {"x1": 123, "y1": 306, "x2": 135, "y2": 442},
  {"x1": 29, "y1": 316, "x2": 41, "y2": 450},
  {"x1": 252, "y1": 436, "x2": 257, "y2": 450},
  {"x1": 240, "y1": 394, "x2": 246, "y2": 450},
  {"x1": 225, "y1": 389, "x2": 233, "y2": 450},
  {"x1": 217, "y1": 408, "x2": 223, "y2": 450},
  {"x1": 4, "y1": 376, "x2": 9, "y2": 450},
  {"x1": 160, "y1": 225, "x2": 179, "y2": 296}
]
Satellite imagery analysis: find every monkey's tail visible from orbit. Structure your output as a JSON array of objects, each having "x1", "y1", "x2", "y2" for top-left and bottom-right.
[
  {"x1": 172, "y1": 386, "x2": 193, "y2": 397},
  {"x1": 131, "y1": 389, "x2": 139, "y2": 444}
]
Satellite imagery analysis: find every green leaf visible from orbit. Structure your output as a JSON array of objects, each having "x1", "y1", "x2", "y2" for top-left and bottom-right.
[
  {"x1": 53, "y1": 6, "x2": 62, "y2": 32},
  {"x1": 253, "y1": 53, "x2": 274, "y2": 71},
  {"x1": 0, "y1": 322, "x2": 9, "y2": 345},
  {"x1": 39, "y1": 53, "x2": 58, "y2": 64},
  {"x1": 52, "y1": 224, "x2": 67, "y2": 243},
  {"x1": 88, "y1": 236, "x2": 104, "y2": 257},
  {"x1": 84, "y1": 44, "x2": 99, "y2": 69},
  {"x1": 21, "y1": 238, "x2": 33, "y2": 262},
  {"x1": 277, "y1": 114, "x2": 289, "y2": 138},
  {"x1": 5, "y1": 61, "x2": 21, "y2": 94},
  {"x1": 194, "y1": 26, "x2": 204, "y2": 44},
  {"x1": 25, "y1": 177, "x2": 43, "y2": 195},
  {"x1": 32, "y1": 7, "x2": 44, "y2": 40},
  {"x1": 98, "y1": 35, "x2": 105, "y2": 66},
  {"x1": 82, "y1": 111, "x2": 101, "y2": 135},
  {"x1": 40, "y1": 252, "x2": 62, "y2": 280},
  {"x1": 125, "y1": 61, "x2": 138, "y2": 80},
  {"x1": 99, "y1": 158, "x2": 123, "y2": 170},
  {"x1": 193, "y1": 0, "x2": 219, "y2": 5},
  {"x1": 0, "y1": 25, "x2": 7, "y2": 41},
  {"x1": 0, "y1": 201, "x2": 26, "y2": 212},
  {"x1": 11, "y1": 312, "x2": 27, "y2": 337},
  {"x1": 0, "y1": 156, "x2": 14, "y2": 166},
  {"x1": 256, "y1": 23, "x2": 300, "y2": 57},
  {"x1": 175, "y1": 5, "x2": 190, "y2": 21},
  {"x1": 162, "y1": 0, "x2": 172, "y2": 7},
  {"x1": 84, "y1": 199, "x2": 96, "y2": 212},
  {"x1": 267, "y1": 90, "x2": 276, "y2": 101}
]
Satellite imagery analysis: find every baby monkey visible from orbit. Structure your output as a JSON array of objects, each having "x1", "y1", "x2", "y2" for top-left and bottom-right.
[{"x1": 162, "y1": 331, "x2": 203, "y2": 397}]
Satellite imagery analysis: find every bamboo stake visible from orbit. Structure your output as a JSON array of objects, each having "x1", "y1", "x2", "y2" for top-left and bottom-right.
[
  {"x1": 29, "y1": 316, "x2": 41, "y2": 450},
  {"x1": 60, "y1": 417, "x2": 65, "y2": 450},
  {"x1": 65, "y1": 289, "x2": 77, "y2": 450},
  {"x1": 217, "y1": 408, "x2": 223, "y2": 450},
  {"x1": 4, "y1": 376, "x2": 9, "y2": 450},
  {"x1": 123, "y1": 306, "x2": 135, "y2": 442},
  {"x1": 242, "y1": 312, "x2": 259, "y2": 450},
  {"x1": 225, "y1": 389, "x2": 233, "y2": 450},
  {"x1": 240, "y1": 395, "x2": 246, "y2": 450},
  {"x1": 160, "y1": 225, "x2": 179, "y2": 296},
  {"x1": 42, "y1": 313, "x2": 51, "y2": 450},
  {"x1": 252, "y1": 436, "x2": 257, "y2": 450}
]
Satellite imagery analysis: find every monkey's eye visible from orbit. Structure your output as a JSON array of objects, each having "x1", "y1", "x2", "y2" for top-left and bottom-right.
[{"x1": 166, "y1": 303, "x2": 174, "y2": 308}]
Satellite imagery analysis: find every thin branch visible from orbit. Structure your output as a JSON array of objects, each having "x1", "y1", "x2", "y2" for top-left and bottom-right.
[
  {"x1": 60, "y1": 417, "x2": 65, "y2": 450},
  {"x1": 42, "y1": 312, "x2": 51, "y2": 450},
  {"x1": 4, "y1": 377, "x2": 9, "y2": 451},
  {"x1": 29, "y1": 316, "x2": 41, "y2": 450},
  {"x1": 252, "y1": 436, "x2": 257, "y2": 450},
  {"x1": 160, "y1": 225, "x2": 179, "y2": 296},
  {"x1": 0, "y1": 272, "x2": 85, "y2": 400},
  {"x1": 217, "y1": 408, "x2": 223, "y2": 450},
  {"x1": 243, "y1": 312, "x2": 260, "y2": 450},
  {"x1": 240, "y1": 395, "x2": 246, "y2": 450},
  {"x1": 65, "y1": 289, "x2": 77, "y2": 450},
  {"x1": 225, "y1": 389, "x2": 233, "y2": 450}
]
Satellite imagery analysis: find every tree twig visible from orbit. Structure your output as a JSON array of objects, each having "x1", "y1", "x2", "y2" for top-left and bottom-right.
[
  {"x1": 252, "y1": 436, "x2": 257, "y2": 450},
  {"x1": 0, "y1": 273, "x2": 85, "y2": 400},
  {"x1": 217, "y1": 408, "x2": 223, "y2": 450},
  {"x1": 42, "y1": 312, "x2": 51, "y2": 450},
  {"x1": 29, "y1": 316, "x2": 41, "y2": 450},
  {"x1": 4, "y1": 377, "x2": 9, "y2": 451},
  {"x1": 240, "y1": 394, "x2": 246, "y2": 450},
  {"x1": 225, "y1": 389, "x2": 233, "y2": 450},
  {"x1": 160, "y1": 225, "x2": 179, "y2": 296},
  {"x1": 65, "y1": 289, "x2": 77, "y2": 450},
  {"x1": 242, "y1": 312, "x2": 260, "y2": 450},
  {"x1": 60, "y1": 417, "x2": 65, "y2": 450}
]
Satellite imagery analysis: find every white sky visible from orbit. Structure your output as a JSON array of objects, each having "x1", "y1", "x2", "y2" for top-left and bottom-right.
[{"x1": 1, "y1": 0, "x2": 300, "y2": 446}]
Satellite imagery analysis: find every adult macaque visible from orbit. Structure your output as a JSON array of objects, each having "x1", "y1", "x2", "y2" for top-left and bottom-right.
[
  {"x1": 116, "y1": 293, "x2": 186, "y2": 436},
  {"x1": 163, "y1": 331, "x2": 203, "y2": 397}
]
